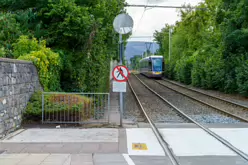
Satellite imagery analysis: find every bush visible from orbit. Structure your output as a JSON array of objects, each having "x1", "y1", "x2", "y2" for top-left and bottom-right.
[
  {"x1": 236, "y1": 60, "x2": 248, "y2": 96},
  {"x1": 0, "y1": 12, "x2": 24, "y2": 58},
  {"x1": 23, "y1": 91, "x2": 95, "y2": 122},
  {"x1": 15, "y1": 35, "x2": 62, "y2": 91},
  {"x1": 174, "y1": 56, "x2": 193, "y2": 85},
  {"x1": 0, "y1": 47, "x2": 6, "y2": 57},
  {"x1": 12, "y1": 35, "x2": 40, "y2": 58}
]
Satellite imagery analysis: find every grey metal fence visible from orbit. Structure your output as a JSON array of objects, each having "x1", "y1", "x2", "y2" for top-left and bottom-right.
[{"x1": 42, "y1": 92, "x2": 110, "y2": 124}]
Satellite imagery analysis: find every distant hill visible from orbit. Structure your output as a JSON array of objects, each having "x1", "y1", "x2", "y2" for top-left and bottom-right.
[{"x1": 125, "y1": 42, "x2": 160, "y2": 61}]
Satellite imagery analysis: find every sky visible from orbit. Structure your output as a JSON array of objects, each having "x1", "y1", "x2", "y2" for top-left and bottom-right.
[{"x1": 125, "y1": 0, "x2": 203, "y2": 42}]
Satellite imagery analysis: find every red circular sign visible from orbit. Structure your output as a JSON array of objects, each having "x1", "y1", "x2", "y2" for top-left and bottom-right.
[{"x1": 112, "y1": 65, "x2": 130, "y2": 82}]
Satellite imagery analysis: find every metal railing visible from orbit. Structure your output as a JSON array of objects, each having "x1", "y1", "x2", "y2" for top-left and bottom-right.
[{"x1": 42, "y1": 92, "x2": 110, "y2": 124}]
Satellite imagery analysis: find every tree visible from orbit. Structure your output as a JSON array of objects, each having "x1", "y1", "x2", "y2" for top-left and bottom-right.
[
  {"x1": 154, "y1": 0, "x2": 248, "y2": 96},
  {"x1": 1, "y1": 0, "x2": 127, "y2": 93},
  {"x1": 130, "y1": 55, "x2": 142, "y2": 70}
]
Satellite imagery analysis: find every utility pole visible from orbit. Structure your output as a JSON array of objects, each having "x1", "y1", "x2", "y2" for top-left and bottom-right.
[
  {"x1": 145, "y1": 42, "x2": 152, "y2": 57},
  {"x1": 169, "y1": 28, "x2": 171, "y2": 61}
]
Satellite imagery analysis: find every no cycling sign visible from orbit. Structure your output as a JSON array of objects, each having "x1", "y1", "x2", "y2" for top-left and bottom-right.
[
  {"x1": 112, "y1": 65, "x2": 130, "y2": 92},
  {"x1": 112, "y1": 65, "x2": 130, "y2": 82}
]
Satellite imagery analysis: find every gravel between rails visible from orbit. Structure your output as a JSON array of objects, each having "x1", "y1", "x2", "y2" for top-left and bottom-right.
[
  {"x1": 158, "y1": 79, "x2": 248, "y2": 119},
  {"x1": 164, "y1": 78, "x2": 248, "y2": 107},
  {"x1": 137, "y1": 75, "x2": 241, "y2": 124},
  {"x1": 129, "y1": 74, "x2": 188, "y2": 123},
  {"x1": 123, "y1": 82, "x2": 146, "y2": 123}
]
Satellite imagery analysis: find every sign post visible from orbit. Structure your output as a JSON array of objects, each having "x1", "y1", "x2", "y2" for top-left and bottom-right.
[
  {"x1": 112, "y1": 65, "x2": 130, "y2": 126},
  {"x1": 113, "y1": 13, "x2": 133, "y2": 127}
]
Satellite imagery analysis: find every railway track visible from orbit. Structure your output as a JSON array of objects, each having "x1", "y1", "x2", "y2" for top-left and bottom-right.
[
  {"x1": 128, "y1": 74, "x2": 181, "y2": 165},
  {"x1": 129, "y1": 73, "x2": 248, "y2": 163},
  {"x1": 154, "y1": 78, "x2": 248, "y2": 123},
  {"x1": 138, "y1": 74, "x2": 243, "y2": 124},
  {"x1": 162, "y1": 78, "x2": 248, "y2": 109},
  {"x1": 128, "y1": 74, "x2": 188, "y2": 123}
]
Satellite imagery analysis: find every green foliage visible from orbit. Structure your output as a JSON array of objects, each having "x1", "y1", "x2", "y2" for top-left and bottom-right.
[
  {"x1": 1, "y1": 0, "x2": 127, "y2": 93},
  {"x1": 0, "y1": 12, "x2": 24, "y2": 58},
  {"x1": 12, "y1": 35, "x2": 40, "y2": 58},
  {"x1": 154, "y1": 0, "x2": 248, "y2": 96},
  {"x1": 130, "y1": 55, "x2": 142, "y2": 70},
  {"x1": 236, "y1": 59, "x2": 248, "y2": 96},
  {"x1": 0, "y1": 47, "x2": 6, "y2": 57},
  {"x1": 23, "y1": 91, "x2": 95, "y2": 122},
  {"x1": 15, "y1": 35, "x2": 62, "y2": 91},
  {"x1": 174, "y1": 56, "x2": 193, "y2": 85}
]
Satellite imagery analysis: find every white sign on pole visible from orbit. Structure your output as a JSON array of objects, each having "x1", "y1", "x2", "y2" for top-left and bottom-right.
[
  {"x1": 113, "y1": 13, "x2": 134, "y2": 34},
  {"x1": 113, "y1": 81, "x2": 126, "y2": 92}
]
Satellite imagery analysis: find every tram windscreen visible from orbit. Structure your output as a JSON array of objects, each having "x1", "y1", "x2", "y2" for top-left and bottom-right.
[{"x1": 152, "y1": 58, "x2": 163, "y2": 71}]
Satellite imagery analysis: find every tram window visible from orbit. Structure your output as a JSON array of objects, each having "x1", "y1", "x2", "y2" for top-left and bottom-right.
[
  {"x1": 152, "y1": 58, "x2": 162, "y2": 71},
  {"x1": 149, "y1": 61, "x2": 152, "y2": 71}
]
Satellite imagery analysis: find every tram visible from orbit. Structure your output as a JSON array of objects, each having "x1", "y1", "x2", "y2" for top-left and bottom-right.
[{"x1": 139, "y1": 55, "x2": 164, "y2": 78}]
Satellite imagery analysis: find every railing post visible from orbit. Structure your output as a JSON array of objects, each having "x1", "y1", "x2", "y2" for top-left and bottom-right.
[
  {"x1": 42, "y1": 93, "x2": 44, "y2": 124},
  {"x1": 108, "y1": 93, "x2": 110, "y2": 124}
]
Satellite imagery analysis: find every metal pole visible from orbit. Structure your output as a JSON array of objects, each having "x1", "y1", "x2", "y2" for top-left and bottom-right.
[
  {"x1": 119, "y1": 34, "x2": 123, "y2": 127},
  {"x1": 108, "y1": 94, "x2": 110, "y2": 124},
  {"x1": 42, "y1": 93, "x2": 44, "y2": 124},
  {"x1": 169, "y1": 29, "x2": 171, "y2": 61}
]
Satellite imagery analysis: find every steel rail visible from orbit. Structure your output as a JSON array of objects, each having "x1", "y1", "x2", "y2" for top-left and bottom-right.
[
  {"x1": 155, "y1": 80, "x2": 248, "y2": 123},
  {"x1": 162, "y1": 78, "x2": 248, "y2": 110},
  {"x1": 128, "y1": 78, "x2": 181, "y2": 165},
  {"x1": 134, "y1": 74, "x2": 248, "y2": 161}
]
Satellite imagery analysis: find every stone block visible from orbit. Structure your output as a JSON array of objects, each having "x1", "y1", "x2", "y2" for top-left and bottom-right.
[
  {"x1": 2, "y1": 86, "x2": 8, "y2": 96},
  {"x1": 11, "y1": 77, "x2": 16, "y2": 84},
  {"x1": 0, "y1": 122, "x2": 5, "y2": 134},
  {"x1": 0, "y1": 102, "x2": 3, "y2": 111},
  {"x1": 0, "y1": 112, "x2": 4, "y2": 117},
  {"x1": 14, "y1": 108, "x2": 19, "y2": 116},
  {"x1": 1, "y1": 112, "x2": 9, "y2": 120},
  {"x1": 0, "y1": 77, "x2": 3, "y2": 86},
  {"x1": 7, "y1": 108, "x2": 14, "y2": 118},
  {"x1": 3, "y1": 63, "x2": 11, "y2": 73}
]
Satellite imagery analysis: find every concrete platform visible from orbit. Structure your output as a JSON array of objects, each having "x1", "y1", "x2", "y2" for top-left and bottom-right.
[
  {"x1": 1, "y1": 126, "x2": 248, "y2": 165},
  {"x1": 2, "y1": 128, "x2": 118, "y2": 143}
]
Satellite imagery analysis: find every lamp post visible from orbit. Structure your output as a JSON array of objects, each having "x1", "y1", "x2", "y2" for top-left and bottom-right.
[{"x1": 169, "y1": 28, "x2": 173, "y2": 61}]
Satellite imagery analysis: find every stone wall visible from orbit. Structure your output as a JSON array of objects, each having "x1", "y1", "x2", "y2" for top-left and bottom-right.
[{"x1": 0, "y1": 58, "x2": 42, "y2": 138}]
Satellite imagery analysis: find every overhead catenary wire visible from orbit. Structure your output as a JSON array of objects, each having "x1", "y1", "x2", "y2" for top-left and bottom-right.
[{"x1": 132, "y1": 0, "x2": 150, "y2": 35}]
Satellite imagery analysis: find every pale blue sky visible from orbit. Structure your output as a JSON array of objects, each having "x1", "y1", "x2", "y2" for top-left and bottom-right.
[{"x1": 125, "y1": 0, "x2": 203, "y2": 42}]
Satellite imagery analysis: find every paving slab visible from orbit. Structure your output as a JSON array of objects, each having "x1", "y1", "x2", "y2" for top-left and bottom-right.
[
  {"x1": 20, "y1": 144, "x2": 45, "y2": 153},
  {"x1": 42, "y1": 154, "x2": 69, "y2": 164},
  {"x1": 130, "y1": 156, "x2": 172, "y2": 165},
  {"x1": 0, "y1": 154, "x2": 93, "y2": 165},
  {"x1": 93, "y1": 153, "x2": 129, "y2": 165},
  {"x1": 178, "y1": 156, "x2": 248, "y2": 165},
  {"x1": 17, "y1": 153, "x2": 49, "y2": 165},
  {"x1": 0, "y1": 143, "x2": 26, "y2": 153},
  {"x1": 71, "y1": 154, "x2": 93, "y2": 164},
  {"x1": 119, "y1": 129, "x2": 128, "y2": 153}
]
